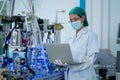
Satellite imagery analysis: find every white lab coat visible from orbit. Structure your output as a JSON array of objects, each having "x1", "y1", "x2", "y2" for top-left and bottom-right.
[{"x1": 65, "y1": 27, "x2": 99, "y2": 80}]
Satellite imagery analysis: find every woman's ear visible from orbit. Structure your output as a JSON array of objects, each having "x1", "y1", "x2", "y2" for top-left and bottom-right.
[{"x1": 81, "y1": 15, "x2": 85, "y2": 23}]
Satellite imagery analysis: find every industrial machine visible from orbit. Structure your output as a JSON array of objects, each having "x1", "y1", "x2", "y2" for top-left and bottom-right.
[
  {"x1": 95, "y1": 49, "x2": 116, "y2": 80},
  {"x1": 0, "y1": 0, "x2": 65, "y2": 80}
]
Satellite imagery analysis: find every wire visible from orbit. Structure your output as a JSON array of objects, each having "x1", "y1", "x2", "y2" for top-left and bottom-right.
[
  {"x1": 21, "y1": 0, "x2": 31, "y2": 12},
  {"x1": 0, "y1": 0, "x2": 6, "y2": 14}
]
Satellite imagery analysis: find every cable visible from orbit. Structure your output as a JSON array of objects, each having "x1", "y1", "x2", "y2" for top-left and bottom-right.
[
  {"x1": 21, "y1": 0, "x2": 31, "y2": 12},
  {"x1": 0, "y1": 0, "x2": 6, "y2": 14},
  {"x1": 21, "y1": 0, "x2": 43, "y2": 15},
  {"x1": 25, "y1": 46, "x2": 35, "y2": 75}
]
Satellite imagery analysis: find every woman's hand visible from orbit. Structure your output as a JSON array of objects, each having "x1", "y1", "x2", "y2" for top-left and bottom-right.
[{"x1": 54, "y1": 59, "x2": 68, "y2": 66}]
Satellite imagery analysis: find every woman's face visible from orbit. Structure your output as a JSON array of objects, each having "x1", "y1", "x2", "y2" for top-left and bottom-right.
[{"x1": 69, "y1": 14, "x2": 84, "y2": 23}]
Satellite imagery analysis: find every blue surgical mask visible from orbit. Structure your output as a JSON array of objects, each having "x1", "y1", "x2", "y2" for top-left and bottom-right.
[{"x1": 71, "y1": 21, "x2": 83, "y2": 30}]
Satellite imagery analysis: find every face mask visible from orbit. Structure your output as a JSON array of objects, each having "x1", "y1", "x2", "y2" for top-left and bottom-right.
[{"x1": 71, "y1": 21, "x2": 83, "y2": 30}]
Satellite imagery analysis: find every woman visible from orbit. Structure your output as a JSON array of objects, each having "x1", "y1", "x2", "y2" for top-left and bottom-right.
[{"x1": 55, "y1": 6, "x2": 99, "y2": 80}]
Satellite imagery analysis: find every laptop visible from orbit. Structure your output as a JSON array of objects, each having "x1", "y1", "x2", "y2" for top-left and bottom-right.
[{"x1": 44, "y1": 43, "x2": 84, "y2": 65}]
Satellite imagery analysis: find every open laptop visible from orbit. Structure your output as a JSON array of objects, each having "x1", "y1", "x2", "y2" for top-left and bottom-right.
[{"x1": 44, "y1": 43, "x2": 84, "y2": 65}]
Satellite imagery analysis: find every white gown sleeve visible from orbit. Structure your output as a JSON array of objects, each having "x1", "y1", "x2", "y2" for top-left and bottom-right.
[{"x1": 69, "y1": 53, "x2": 97, "y2": 71}]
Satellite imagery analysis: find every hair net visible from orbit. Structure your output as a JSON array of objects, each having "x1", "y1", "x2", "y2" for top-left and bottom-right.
[{"x1": 69, "y1": 6, "x2": 89, "y2": 26}]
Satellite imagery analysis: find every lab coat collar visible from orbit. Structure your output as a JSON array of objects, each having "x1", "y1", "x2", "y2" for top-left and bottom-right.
[
  {"x1": 76, "y1": 27, "x2": 88, "y2": 38},
  {"x1": 72, "y1": 27, "x2": 88, "y2": 42}
]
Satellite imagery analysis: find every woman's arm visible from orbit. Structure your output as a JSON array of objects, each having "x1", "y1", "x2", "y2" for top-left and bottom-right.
[{"x1": 68, "y1": 52, "x2": 98, "y2": 71}]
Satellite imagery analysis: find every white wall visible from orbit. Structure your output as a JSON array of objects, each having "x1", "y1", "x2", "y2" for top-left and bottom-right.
[
  {"x1": 86, "y1": 0, "x2": 120, "y2": 56},
  {"x1": 86, "y1": 0, "x2": 109, "y2": 49},
  {"x1": 110, "y1": 0, "x2": 120, "y2": 56}
]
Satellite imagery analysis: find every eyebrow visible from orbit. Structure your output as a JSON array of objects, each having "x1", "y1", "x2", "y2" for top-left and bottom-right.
[{"x1": 78, "y1": 15, "x2": 82, "y2": 18}]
